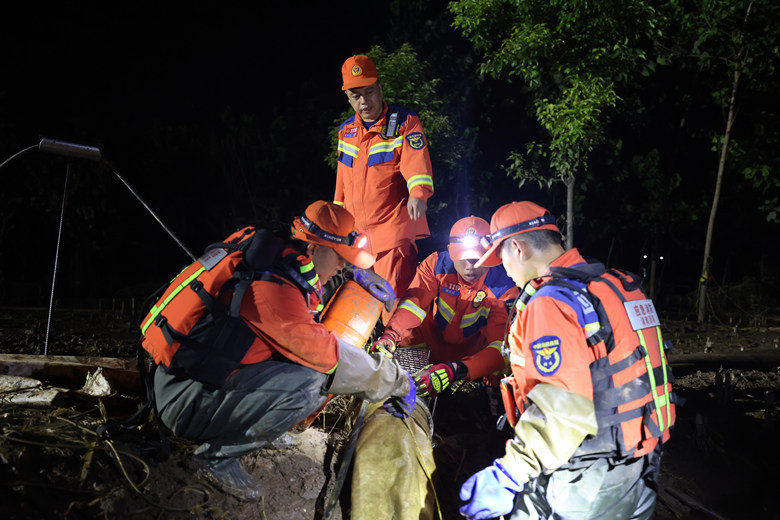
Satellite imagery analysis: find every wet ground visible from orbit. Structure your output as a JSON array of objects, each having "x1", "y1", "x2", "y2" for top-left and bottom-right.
[{"x1": 1, "y1": 306, "x2": 779, "y2": 519}]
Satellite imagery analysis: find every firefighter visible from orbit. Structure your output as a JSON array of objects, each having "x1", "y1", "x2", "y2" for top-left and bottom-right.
[
  {"x1": 335, "y1": 54, "x2": 434, "y2": 321},
  {"x1": 459, "y1": 201, "x2": 676, "y2": 520},
  {"x1": 370, "y1": 215, "x2": 518, "y2": 405},
  {"x1": 151, "y1": 201, "x2": 416, "y2": 502}
]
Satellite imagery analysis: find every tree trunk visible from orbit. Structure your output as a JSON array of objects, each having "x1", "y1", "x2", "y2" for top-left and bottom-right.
[
  {"x1": 697, "y1": 68, "x2": 740, "y2": 323},
  {"x1": 565, "y1": 175, "x2": 575, "y2": 250}
]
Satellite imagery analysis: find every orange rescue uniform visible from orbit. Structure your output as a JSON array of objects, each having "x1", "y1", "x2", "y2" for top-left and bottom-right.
[
  {"x1": 385, "y1": 250, "x2": 518, "y2": 381},
  {"x1": 335, "y1": 102, "x2": 434, "y2": 297},
  {"x1": 237, "y1": 249, "x2": 339, "y2": 373}
]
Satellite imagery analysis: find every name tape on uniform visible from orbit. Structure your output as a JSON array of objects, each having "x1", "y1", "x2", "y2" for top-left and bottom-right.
[{"x1": 624, "y1": 299, "x2": 660, "y2": 330}]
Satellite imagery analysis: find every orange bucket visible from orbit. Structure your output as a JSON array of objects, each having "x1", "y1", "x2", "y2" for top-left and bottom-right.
[
  {"x1": 298, "y1": 280, "x2": 384, "y2": 428},
  {"x1": 320, "y1": 280, "x2": 383, "y2": 348}
]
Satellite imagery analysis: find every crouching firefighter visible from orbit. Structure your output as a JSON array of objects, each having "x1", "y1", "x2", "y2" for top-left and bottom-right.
[
  {"x1": 139, "y1": 200, "x2": 416, "y2": 502},
  {"x1": 459, "y1": 201, "x2": 677, "y2": 520}
]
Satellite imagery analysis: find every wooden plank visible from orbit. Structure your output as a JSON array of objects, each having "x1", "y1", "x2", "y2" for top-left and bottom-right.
[
  {"x1": 668, "y1": 348, "x2": 780, "y2": 376},
  {"x1": 0, "y1": 354, "x2": 141, "y2": 394}
]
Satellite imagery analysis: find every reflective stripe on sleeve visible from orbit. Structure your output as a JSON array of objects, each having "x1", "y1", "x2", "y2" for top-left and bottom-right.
[
  {"x1": 407, "y1": 174, "x2": 434, "y2": 192},
  {"x1": 398, "y1": 299, "x2": 427, "y2": 322},
  {"x1": 338, "y1": 140, "x2": 359, "y2": 159}
]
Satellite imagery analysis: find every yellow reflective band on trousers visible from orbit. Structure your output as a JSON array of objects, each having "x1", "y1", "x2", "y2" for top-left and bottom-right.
[
  {"x1": 141, "y1": 266, "x2": 206, "y2": 335},
  {"x1": 637, "y1": 326, "x2": 672, "y2": 432}
]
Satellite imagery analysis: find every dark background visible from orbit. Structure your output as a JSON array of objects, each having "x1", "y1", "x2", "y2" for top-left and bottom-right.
[{"x1": 1, "y1": 3, "x2": 777, "y2": 320}]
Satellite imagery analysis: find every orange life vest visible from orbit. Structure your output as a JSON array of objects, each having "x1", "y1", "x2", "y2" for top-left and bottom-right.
[
  {"x1": 502, "y1": 262, "x2": 677, "y2": 461},
  {"x1": 139, "y1": 227, "x2": 299, "y2": 388},
  {"x1": 549, "y1": 262, "x2": 676, "y2": 460}
]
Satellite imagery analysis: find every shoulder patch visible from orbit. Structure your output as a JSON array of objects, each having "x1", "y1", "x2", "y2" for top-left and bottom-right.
[
  {"x1": 406, "y1": 132, "x2": 425, "y2": 150},
  {"x1": 530, "y1": 335, "x2": 562, "y2": 376}
]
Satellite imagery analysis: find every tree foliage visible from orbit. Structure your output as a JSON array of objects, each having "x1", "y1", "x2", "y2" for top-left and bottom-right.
[
  {"x1": 449, "y1": 0, "x2": 664, "y2": 246},
  {"x1": 655, "y1": 0, "x2": 780, "y2": 320}
]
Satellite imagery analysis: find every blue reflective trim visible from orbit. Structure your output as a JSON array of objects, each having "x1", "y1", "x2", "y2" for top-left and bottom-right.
[
  {"x1": 338, "y1": 152, "x2": 353, "y2": 167},
  {"x1": 367, "y1": 150, "x2": 395, "y2": 166}
]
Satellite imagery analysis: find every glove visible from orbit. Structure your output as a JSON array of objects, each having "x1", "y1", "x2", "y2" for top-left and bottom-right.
[
  {"x1": 413, "y1": 362, "x2": 455, "y2": 398},
  {"x1": 383, "y1": 372, "x2": 416, "y2": 418},
  {"x1": 369, "y1": 331, "x2": 397, "y2": 359},
  {"x1": 459, "y1": 459, "x2": 524, "y2": 520}
]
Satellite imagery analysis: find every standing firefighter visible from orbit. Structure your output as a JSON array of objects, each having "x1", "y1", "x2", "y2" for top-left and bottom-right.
[
  {"x1": 371, "y1": 215, "x2": 518, "y2": 399},
  {"x1": 335, "y1": 54, "x2": 434, "y2": 320},
  {"x1": 459, "y1": 201, "x2": 676, "y2": 520},
  {"x1": 141, "y1": 201, "x2": 416, "y2": 502}
]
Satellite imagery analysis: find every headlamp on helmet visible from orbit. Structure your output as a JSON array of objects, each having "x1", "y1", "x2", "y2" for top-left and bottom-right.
[
  {"x1": 479, "y1": 214, "x2": 557, "y2": 250},
  {"x1": 450, "y1": 234, "x2": 480, "y2": 249},
  {"x1": 300, "y1": 214, "x2": 368, "y2": 249}
]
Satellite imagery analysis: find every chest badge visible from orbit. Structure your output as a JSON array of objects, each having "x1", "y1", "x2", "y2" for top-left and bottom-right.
[{"x1": 472, "y1": 290, "x2": 487, "y2": 308}]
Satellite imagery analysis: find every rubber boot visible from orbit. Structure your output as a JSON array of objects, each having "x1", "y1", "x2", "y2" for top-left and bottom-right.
[{"x1": 194, "y1": 456, "x2": 263, "y2": 502}]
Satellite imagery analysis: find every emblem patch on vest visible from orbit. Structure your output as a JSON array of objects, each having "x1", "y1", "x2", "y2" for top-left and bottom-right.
[
  {"x1": 406, "y1": 132, "x2": 425, "y2": 150},
  {"x1": 344, "y1": 127, "x2": 357, "y2": 138},
  {"x1": 472, "y1": 290, "x2": 487, "y2": 308},
  {"x1": 530, "y1": 335, "x2": 562, "y2": 376}
]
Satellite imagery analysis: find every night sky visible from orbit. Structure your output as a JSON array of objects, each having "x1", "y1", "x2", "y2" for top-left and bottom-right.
[
  {"x1": 1, "y1": 4, "x2": 418, "y2": 302},
  {"x1": 1, "y1": 4, "x2": 777, "y2": 313}
]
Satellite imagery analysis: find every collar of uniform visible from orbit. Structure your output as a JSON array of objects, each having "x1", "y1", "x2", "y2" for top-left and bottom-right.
[
  {"x1": 356, "y1": 101, "x2": 389, "y2": 131},
  {"x1": 533, "y1": 248, "x2": 587, "y2": 289}
]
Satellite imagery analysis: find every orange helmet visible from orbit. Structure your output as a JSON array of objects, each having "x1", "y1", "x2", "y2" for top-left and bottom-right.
[
  {"x1": 475, "y1": 201, "x2": 558, "y2": 268},
  {"x1": 447, "y1": 215, "x2": 491, "y2": 261},
  {"x1": 291, "y1": 201, "x2": 375, "y2": 269}
]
